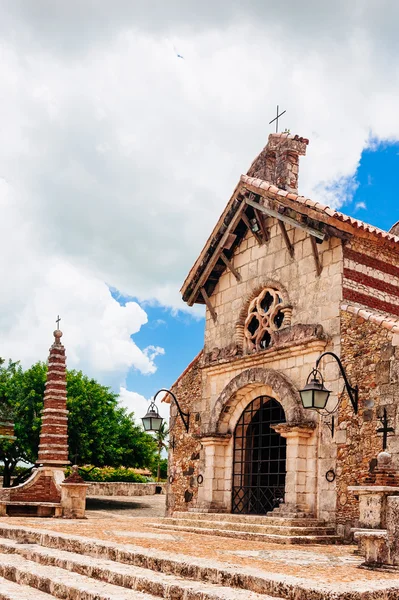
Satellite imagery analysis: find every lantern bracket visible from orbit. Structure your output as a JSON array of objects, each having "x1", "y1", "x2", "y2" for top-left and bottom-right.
[
  {"x1": 315, "y1": 351, "x2": 358, "y2": 414},
  {"x1": 155, "y1": 388, "x2": 190, "y2": 433}
]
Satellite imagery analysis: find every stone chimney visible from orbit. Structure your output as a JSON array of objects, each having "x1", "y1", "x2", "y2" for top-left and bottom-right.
[
  {"x1": 247, "y1": 133, "x2": 309, "y2": 194},
  {"x1": 37, "y1": 328, "x2": 70, "y2": 467}
]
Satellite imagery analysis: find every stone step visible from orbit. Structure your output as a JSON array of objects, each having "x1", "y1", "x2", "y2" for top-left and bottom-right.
[
  {"x1": 0, "y1": 553, "x2": 156, "y2": 599},
  {"x1": 150, "y1": 522, "x2": 342, "y2": 544},
  {"x1": 177, "y1": 511, "x2": 326, "y2": 527},
  {"x1": 161, "y1": 517, "x2": 335, "y2": 536},
  {"x1": 0, "y1": 523, "x2": 354, "y2": 599},
  {"x1": 0, "y1": 575, "x2": 57, "y2": 600},
  {"x1": 0, "y1": 538, "x2": 274, "y2": 600}
]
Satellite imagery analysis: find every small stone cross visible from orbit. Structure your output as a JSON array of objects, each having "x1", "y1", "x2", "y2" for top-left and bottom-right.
[
  {"x1": 377, "y1": 407, "x2": 395, "y2": 451},
  {"x1": 269, "y1": 105, "x2": 286, "y2": 133},
  {"x1": 56, "y1": 315, "x2": 61, "y2": 330}
]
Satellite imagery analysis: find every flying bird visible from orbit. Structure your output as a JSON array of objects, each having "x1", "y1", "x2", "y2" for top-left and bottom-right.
[{"x1": 173, "y1": 45, "x2": 184, "y2": 59}]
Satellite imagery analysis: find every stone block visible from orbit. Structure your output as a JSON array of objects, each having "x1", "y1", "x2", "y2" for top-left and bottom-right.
[{"x1": 387, "y1": 495, "x2": 399, "y2": 564}]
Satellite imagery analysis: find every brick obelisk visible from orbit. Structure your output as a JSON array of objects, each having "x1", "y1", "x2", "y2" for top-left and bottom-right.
[{"x1": 37, "y1": 326, "x2": 70, "y2": 466}]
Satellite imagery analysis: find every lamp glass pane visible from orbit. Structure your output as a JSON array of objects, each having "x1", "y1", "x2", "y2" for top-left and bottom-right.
[
  {"x1": 142, "y1": 417, "x2": 152, "y2": 431},
  {"x1": 300, "y1": 389, "x2": 314, "y2": 408},
  {"x1": 151, "y1": 416, "x2": 163, "y2": 431},
  {"x1": 314, "y1": 390, "x2": 330, "y2": 409}
]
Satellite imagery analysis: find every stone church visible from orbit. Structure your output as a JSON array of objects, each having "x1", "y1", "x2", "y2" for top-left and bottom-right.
[{"x1": 165, "y1": 132, "x2": 399, "y2": 538}]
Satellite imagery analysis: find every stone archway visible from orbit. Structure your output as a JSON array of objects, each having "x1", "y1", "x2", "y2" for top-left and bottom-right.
[
  {"x1": 199, "y1": 367, "x2": 318, "y2": 515},
  {"x1": 208, "y1": 367, "x2": 311, "y2": 435}
]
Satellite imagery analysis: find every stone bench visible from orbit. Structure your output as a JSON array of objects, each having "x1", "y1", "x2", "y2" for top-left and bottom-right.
[{"x1": 0, "y1": 501, "x2": 62, "y2": 518}]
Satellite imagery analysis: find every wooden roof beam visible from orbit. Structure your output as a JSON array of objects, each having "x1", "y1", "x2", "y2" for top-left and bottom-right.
[
  {"x1": 186, "y1": 199, "x2": 246, "y2": 306},
  {"x1": 310, "y1": 235, "x2": 323, "y2": 276},
  {"x1": 200, "y1": 287, "x2": 217, "y2": 323},
  {"x1": 278, "y1": 221, "x2": 294, "y2": 258},
  {"x1": 245, "y1": 196, "x2": 326, "y2": 241},
  {"x1": 220, "y1": 251, "x2": 241, "y2": 282}
]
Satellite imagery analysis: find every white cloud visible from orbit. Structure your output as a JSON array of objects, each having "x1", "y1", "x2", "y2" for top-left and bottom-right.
[
  {"x1": 355, "y1": 201, "x2": 367, "y2": 211},
  {"x1": 118, "y1": 386, "x2": 170, "y2": 424},
  {"x1": 1, "y1": 1, "x2": 399, "y2": 391}
]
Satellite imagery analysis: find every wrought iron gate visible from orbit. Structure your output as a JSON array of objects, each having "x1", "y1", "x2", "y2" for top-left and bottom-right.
[{"x1": 232, "y1": 396, "x2": 286, "y2": 514}]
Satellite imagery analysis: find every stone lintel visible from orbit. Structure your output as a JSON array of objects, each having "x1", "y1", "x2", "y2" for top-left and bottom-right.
[{"x1": 272, "y1": 422, "x2": 316, "y2": 439}]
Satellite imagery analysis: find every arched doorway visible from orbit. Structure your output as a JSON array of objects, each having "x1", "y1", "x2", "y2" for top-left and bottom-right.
[{"x1": 232, "y1": 396, "x2": 286, "y2": 514}]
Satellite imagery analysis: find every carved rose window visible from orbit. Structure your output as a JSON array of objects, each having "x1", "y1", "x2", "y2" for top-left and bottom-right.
[{"x1": 244, "y1": 288, "x2": 290, "y2": 352}]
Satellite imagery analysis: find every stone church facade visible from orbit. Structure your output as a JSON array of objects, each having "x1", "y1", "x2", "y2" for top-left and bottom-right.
[{"x1": 165, "y1": 132, "x2": 399, "y2": 537}]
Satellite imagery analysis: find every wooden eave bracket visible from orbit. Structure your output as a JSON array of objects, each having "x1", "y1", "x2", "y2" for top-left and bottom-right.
[
  {"x1": 200, "y1": 287, "x2": 217, "y2": 323},
  {"x1": 220, "y1": 251, "x2": 241, "y2": 282},
  {"x1": 310, "y1": 235, "x2": 323, "y2": 276},
  {"x1": 278, "y1": 221, "x2": 294, "y2": 258}
]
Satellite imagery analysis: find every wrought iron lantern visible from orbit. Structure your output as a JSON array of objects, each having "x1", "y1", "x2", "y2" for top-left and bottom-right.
[
  {"x1": 300, "y1": 368, "x2": 331, "y2": 410},
  {"x1": 141, "y1": 388, "x2": 190, "y2": 434},
  {"x1": 141, "y1": 400, "x2": 164, "y2": 432},
  {"x1": 300, "y1": 351, "x2": 358, "y2": 414}
]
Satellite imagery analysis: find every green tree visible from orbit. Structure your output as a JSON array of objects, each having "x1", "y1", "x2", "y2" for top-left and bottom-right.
[
  {"x1": 0, "y1": 359, "x2": 157, "y2": 486},
  {"x1": 154, "y1": 421, "x2": 169, "y2": 482}
]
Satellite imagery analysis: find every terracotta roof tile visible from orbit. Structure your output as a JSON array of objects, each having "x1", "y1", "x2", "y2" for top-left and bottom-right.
[
  {"x1": 341, "y1": 303, "x2": 399, "y2": 334},
  {"x1": 241, "y1": 174, "x2": 399, "y2": 245}
]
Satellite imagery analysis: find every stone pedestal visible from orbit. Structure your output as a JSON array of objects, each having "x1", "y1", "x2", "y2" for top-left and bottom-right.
[
  {"x1": 348, "y1": 486, "x2": 399, "y2": 529},
  {"x1": 196, "y1": 435, "x2": 231, "y2": 513},
  {"x1": 272, "y1": 423, "x2": 317, "y2": 516},
  {"x1": 60, "y1": 482, "x2": 88, "y2": 519},
  {"x1": 352, "y1": 452, "x2": 399, "y2": 568}
]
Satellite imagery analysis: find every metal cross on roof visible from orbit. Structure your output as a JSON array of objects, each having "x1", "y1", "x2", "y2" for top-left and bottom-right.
[
  {"x1": 56, "y1": 315, "x2": 61, "y2": 330},
  {"x1": 269, "y1": 105, "x2": 287, "y2": 133},
  {"x1": 377, "y1": 407, "x2": 395, "y2": 451}
]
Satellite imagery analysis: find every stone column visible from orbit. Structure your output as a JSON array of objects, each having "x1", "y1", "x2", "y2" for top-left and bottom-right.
[
  {"x1": 272, "y1": 423, "x2": 317, "y2": 516},
  {"x1": 196, "y1": 435, "x2": 231, "y2": 513}
]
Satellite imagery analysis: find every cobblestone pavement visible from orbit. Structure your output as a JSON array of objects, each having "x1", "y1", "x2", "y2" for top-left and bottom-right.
[{"x1": 2, "y1": 496, "x2": 399, "y2": 588}]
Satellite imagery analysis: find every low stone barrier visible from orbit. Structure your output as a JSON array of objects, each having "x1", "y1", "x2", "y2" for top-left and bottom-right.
[{"x1": 86, "y1": 482, "x2": 165, "y2": 497}]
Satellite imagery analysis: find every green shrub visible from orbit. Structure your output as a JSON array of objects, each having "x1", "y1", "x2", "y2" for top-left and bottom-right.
[{"x1": 65, "y1": 465, "x2": 149, "y2": 483}]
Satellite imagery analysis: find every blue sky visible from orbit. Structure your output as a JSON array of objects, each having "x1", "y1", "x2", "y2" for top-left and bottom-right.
[
  {"x1": 122, "y1": 298, "x2": 204, "y2": 399},
  {"x1": 347, "y1": 142, "x2": 399, "y2": 231},
  {"x1": 119, "y1": 141, "x2": 399, "y2": 403}
]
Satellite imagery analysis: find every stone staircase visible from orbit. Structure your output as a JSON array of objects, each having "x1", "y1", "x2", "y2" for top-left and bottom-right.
[
  {"x1": 0, "y1": 522, "x2": 393, "y2": 599},
  {"x1": 149, "y1": 511, "x2": 341, "y2": 544}
]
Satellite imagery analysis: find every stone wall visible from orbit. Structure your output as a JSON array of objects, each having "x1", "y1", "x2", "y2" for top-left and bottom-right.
[
  {"x1": 336, "y1": 309, "x2": 399, "y2": 537},
  {"x1": 166, "y1": 353, "x2": 203, "y2": 515},
  {"x1": 86, "y1": 482, "x2": 166, "y2": 496},
  {"x1": 204, "y1": 224, "x2": 342, "y2": 358}
]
